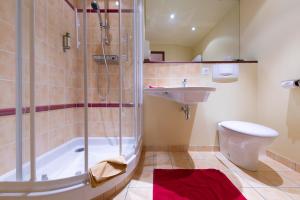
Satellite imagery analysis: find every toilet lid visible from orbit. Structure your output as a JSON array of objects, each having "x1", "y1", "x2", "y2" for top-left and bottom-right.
[{"x1": 219, "y1": 121, "x2": 279, "y2": 137}]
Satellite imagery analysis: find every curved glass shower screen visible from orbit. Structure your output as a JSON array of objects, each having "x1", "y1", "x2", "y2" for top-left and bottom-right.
[
  {"x1": 85, "y1": 0, "x2": 123, "y2": 168},
  {"x1": 0, "y1": 0, "x2": 32, "y2": 182},
  {"x1": 0, "y1": 0, "x2": 142, "y2": 192},
  {"x1": 120, "y1": 0, "x2": 139, "y2": 158}
]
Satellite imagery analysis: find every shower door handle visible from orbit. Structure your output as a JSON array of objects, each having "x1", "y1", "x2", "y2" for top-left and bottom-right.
[{"x1": 75, "y1": 9, "x2": 80, "y2": 48}]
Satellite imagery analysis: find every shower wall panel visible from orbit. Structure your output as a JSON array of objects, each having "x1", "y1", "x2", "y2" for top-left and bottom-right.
[
  {"x1": 0, "y1": 0, "x2": 17, "y2": 176},
  {"x1": 34, "y1": 0, "x2": 84, "y2": 156}
]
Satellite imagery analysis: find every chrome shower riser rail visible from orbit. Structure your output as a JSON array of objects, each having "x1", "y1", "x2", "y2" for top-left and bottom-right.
[{"x1": 15, "y1": 0, "x2": 23, "y2": 181}]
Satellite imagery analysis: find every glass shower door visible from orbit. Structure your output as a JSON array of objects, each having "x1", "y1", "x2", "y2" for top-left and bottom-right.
[
  {"x1": 83, "y1": 0, "x2": 122, "y2": 168},
  {"x1": 120, "y1": 0, "x2": 138, "y2": 158}
]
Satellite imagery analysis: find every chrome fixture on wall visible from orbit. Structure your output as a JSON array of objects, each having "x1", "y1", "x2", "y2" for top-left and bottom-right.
[
  {"x1": 181, "y1": 79, "x2": 190, "y2": 120},
  {"x1": 181, "y1": 104, "x2": 191, "y2": 120},
  {"x1": 63, "y1": 32, "x2": 71, "y2": 52},
  {"x1": 91, "y1": 0, "x2": 111, "y2": 45},
  {"x1": 182, "y1": 78, "x2": 188, "y2": 87},
  {"x1": 91, "y1": 0, "x2": 111, "y2": 100},
  {"x1": 281, "y1": 79, "x2": 300, "y2": 89}
]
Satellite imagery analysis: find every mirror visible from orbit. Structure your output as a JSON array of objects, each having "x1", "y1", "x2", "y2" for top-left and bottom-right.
[{"x1": 144, "y1": 0, "x2": 240, "y2": 62}]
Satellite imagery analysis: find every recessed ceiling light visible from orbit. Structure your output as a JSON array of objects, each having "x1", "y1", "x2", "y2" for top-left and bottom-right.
[
  {"x1": 192, "y1": 27, "x2": 196, "y2": 31},
  {"x1": 170, "y1": 14, "x2": 175, "y2": 19},
  {"x1": 115, "y1": 1, "x2": 119, "y2": 6}
]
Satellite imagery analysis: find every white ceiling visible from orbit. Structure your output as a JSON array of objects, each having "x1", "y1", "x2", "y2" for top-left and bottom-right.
[{"x1": 145, "y1": 0, "x2": 239, "y2": 48}]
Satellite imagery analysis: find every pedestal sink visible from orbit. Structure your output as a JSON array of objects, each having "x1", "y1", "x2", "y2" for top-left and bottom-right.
[{"x1": 144, "y1": 87, "x2": 216, "y2": 104}]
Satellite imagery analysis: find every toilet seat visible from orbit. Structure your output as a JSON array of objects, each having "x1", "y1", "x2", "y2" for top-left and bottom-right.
[{"x1": 219, "y1": 121, "x2": 279, "y2": 137}]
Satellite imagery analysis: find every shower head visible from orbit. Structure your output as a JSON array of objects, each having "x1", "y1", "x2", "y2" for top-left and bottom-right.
[
  {"x1": 91, "y1": 0, "x2": 103, "y2": 28},
  {"x1": 91, "y1": 0, "x2": 100, "y2": 10},
  {"x1": 92, "y1": 0, "x2": 111, "y2": 45}
]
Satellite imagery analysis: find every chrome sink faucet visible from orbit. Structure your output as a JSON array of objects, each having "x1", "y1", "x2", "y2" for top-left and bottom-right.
[{"x1": 182, "y1": 78, "x2": 188, "y2": 87}]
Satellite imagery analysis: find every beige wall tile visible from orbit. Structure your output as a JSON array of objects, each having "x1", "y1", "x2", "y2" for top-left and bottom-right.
[
  {"x1": 0, "y1": 0, "x2": 16, "y2": 25},
  {"x1": 0, "y1": 116, "x2": 16, "y2": 146},
  {"x1": 0, "y1": 20, "x2": 15, "y2": 53},
  {"x1": 0, "y1": 80, "x2": 15, "y2": 108},
  {"x1": 0, "y1": 50, "x2": 16, "y2": 81},
  {"x1": 0, "y1": 142, "x2": 16, "y2": 175}
]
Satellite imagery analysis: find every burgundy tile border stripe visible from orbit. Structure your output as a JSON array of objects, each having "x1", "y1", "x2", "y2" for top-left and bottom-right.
[
  {"x1": 64, "y1": 0, "x2": 75, "y2": 11},
  {"x1": 77, "y1": 8, "x2": 134, "y2": 13},
  {"x1": 62, "y1": 0, "x2": 134, "y2": 13},
  {"x1": 88, "y1": 103, "x2": 134, "y2": 107},
  {"x1": 0, "y1": 103, "x2": 134, "y2": 117},
  {"x1": 0, "y1": 108, "x2": 16, "y2": 117},
  {"x1": 144, "y1": 60, "x2": 258, "y2": 64}
]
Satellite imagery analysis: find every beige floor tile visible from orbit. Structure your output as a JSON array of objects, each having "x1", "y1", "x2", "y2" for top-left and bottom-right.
[
  {"x1": 125, "y1": 188, "x2": 153, "y2": 200},
  {"x1": 129, "y1": 169, "x2": 153, "y2": 188},
  {"x1": 236, "y1": 170, "x2": 274, "y2": 188},
  {"x1": 262, "y1": 171, "x2": 299, "y2": 188},
  {"x1": 188, "y1": 151, "x2": 216, "y2": 160},
  {"x1": 172, "y1": 158, "x2": 194, "y2": 169},
  {"x1": 279, "y1": 171, "x2": 300, "y2": 186},
  {"x1": 136, "y1": 164, "x2": 154, "y2": 172},
  {"x1": 215, "y1": 153, "x2": 242, "y2": 171},
  {"x1": 240, "y1": 188, "x2": 264, "y2": 200},
  {"x1": 169, "y1": 152, "x2": 192, "y2": 161},
  {"x1": 236, "y1": 170, "x2": 299, "y2": 188},
  {"x1": 153, "y1": 151, "x2": 171, "y2": 162},
  {"x1": 140, "y1": 155, "x2": 154, "y2": 166},
  {"x1": 222, "y1": 171, "x2": 251, "y2": 188},
  {"x1": 281, "y1": 188, "x2": 300, "y2": 200},
  {"x1": 138, "y1": 154, "x2": 154, "y2": 171},
  {"x1": 193, "y1": 159, "x2": 229, "y2": 171},
  {"x1": 258, "y1": 157, "x2": 293, "y2": 172},
  {"x1": 154, "y1": 162, "x2": 173, "y2": 169},
  {"x1": 143, "y1": 151, "x2": 154, "y2": 158},
  {"x1": 110, "y1": 187, "x2": 128, "y2": 200},
  {"x1": 255, "y1": 187, "x2": 293, "y2": 200},
  {"x1": 153, "y1": 154, "x2": 173, "y2": 169},
  {"x1": 154, "y1": 151, "x2": 170, "y2": 157},
  {"x1": 112, "y1": 151, "x2": 300, "y2": 200}
]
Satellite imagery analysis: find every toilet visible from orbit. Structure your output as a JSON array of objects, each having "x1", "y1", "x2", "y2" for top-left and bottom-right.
[{"x1": 218, "y1": 121, "x2": 279, "y2": 171}]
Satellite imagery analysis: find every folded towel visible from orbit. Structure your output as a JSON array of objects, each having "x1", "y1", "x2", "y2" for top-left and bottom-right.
[{"x1": 88, "y1": 156, "x2": 127, "y2": 188}]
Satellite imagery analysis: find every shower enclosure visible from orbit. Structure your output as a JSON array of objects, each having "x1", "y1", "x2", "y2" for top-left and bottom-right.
[{"x1": 0, "y1": 0, "x2": 143, "y2": 196}]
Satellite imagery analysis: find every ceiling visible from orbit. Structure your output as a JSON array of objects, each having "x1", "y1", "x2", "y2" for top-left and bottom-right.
[{"x1": 145, "y1": 0, "x2": 238, "y2": 48}]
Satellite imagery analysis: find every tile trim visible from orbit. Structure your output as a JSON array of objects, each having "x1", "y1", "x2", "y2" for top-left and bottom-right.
[
  {"x1": 266, "y1": 150, "x2": 300, "y2": 172},
  {"x1": 143, "y1": 145, "x2": 220, "y2": 152},
  {"x1": 76, "y1": 8, "x2": 134, "y2": 13},
  {"x1": 144, "y1": 60, "x2": 258, "y2": 64},
  {"x1": 64, "y1": 0, "x2": 75, "y2": 11},
  {"x1": 0, "y1": 103, "x2": 134, "y2": 117}
]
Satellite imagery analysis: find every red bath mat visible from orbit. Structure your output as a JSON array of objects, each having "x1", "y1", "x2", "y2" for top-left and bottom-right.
[{"x1": 153, "y1": 169, "x2": 246, "y2": 200}]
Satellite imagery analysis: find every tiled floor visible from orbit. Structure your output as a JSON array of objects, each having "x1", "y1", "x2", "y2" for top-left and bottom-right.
[{"x1": 110, "y1": 151, "x2": 300, "y2": 200}]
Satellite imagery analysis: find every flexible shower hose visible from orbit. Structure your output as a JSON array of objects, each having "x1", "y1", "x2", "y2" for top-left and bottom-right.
[{"x1": 96, "y1": 17, "x2": 110, "y2": 101}]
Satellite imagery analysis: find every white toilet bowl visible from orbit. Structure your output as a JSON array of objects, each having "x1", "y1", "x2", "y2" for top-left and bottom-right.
[{"x1": 218, "y1": 121, "x2": 279, "y2": 171}]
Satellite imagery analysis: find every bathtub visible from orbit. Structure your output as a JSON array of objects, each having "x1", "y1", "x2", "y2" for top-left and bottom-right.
[{"x1": 0, "y1": 137, "x2": 142, "y2": 200}]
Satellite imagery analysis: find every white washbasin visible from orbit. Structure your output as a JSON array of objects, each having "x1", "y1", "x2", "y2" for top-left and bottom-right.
[{"x1": 144, "y1": 87, "x2": 216, "y2": 104}]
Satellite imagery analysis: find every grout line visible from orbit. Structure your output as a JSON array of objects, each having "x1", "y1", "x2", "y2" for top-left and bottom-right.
[
  {"x1": 0, "y1": 18, "x2": 16, "y2": 29},
  {"x1": 251, "y1": 187, "x2": 267, "y2": 200},
  {"x1": 123, "y1": 187, "x2": 129, "y2": 200},
  {"x1": 0, "y1": 48, "x2": 16, "y2": 55}
]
